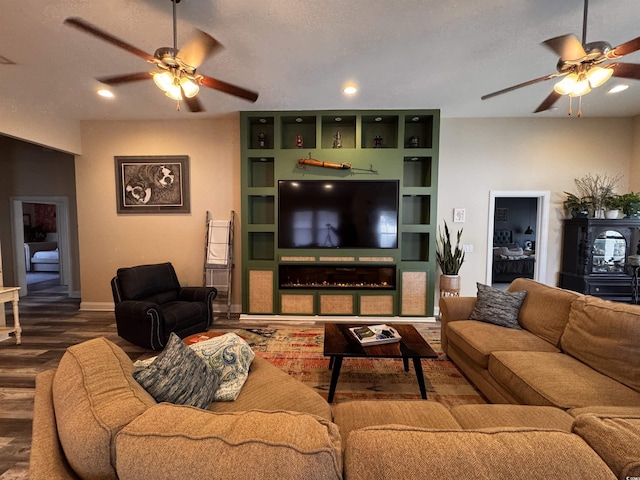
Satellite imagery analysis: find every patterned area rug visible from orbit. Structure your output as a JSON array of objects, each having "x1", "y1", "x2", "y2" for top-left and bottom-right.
[{"x1": 233, "y1": 324, "x2": 486, "y2": 407}]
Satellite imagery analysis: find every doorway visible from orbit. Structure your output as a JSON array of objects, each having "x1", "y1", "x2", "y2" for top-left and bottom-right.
[
  {"x1": 11, "y1": 196, "x2": 72, "y2": 297},
  {"x1": 486, "y1": 191, "x2": 550, "y2": 287}
]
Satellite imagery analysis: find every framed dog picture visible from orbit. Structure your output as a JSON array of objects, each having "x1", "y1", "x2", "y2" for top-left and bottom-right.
[{"x1": 114, "y1": 156, "x2": 190, "y2": 214}]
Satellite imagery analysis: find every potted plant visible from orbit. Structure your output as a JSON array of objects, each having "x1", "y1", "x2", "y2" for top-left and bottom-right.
[
  {"x1": 572, "y1": 172, "x2": 622, "y2": 218},
  {"x1": 563, "y1": 192, "x2": 590, "y2": 218},
  {"x1": 603, "y1": 194, "x2": 622, "y2": 219},
  {"x1": 436, "y1": 221, "x2": 465, "y2": 296},
  {"x1": 618, "y1": 192, "x2": 640, "y2": 218}
]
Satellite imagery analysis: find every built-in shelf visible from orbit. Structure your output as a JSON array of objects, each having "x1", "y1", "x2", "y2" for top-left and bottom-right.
[
  {"x1": 361, "y1": 115, "x2": 398, "y2": 148},
  {"x1": 403, "y1": 115, "x2": 434, "y2": 148},
  {"x1": 403, "y1": 157, "x2": 432, "y2": 187},
  {"x1": 321, "y1": 115, "x2": 356, "y2": 149},
  {"x1": 248, "y1": 157, "x2": 275, "y2": 187}
]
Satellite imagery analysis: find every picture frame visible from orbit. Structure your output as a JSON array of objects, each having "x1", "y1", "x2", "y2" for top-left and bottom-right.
[
  {"x1": 495, "y1": 207, "x2": 508, "y2": 222},
  {"x1": 453, "y1": 208, "x2": 466, "y2": 223},
  {"x1": 114, "y1": 156, "x2": 190, "y2": 214}
]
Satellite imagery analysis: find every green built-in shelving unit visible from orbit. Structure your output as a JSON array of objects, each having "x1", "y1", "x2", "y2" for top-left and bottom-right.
[{"x1": 241, "y1": 110, "x2": 440, "y2": 317}]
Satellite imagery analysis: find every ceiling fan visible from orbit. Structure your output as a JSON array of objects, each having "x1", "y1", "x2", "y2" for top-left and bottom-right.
[
  {"x1": 64, "y1": 0, "x2": 258, "y2": 112},
  {"x1": 481, "y1": 0, "x2": 640, "y2": 116}
]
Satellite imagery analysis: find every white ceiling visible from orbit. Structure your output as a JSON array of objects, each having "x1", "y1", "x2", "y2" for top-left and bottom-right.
[{"x1": 3, "y1": 0, "x2": 640, "y2": 121}]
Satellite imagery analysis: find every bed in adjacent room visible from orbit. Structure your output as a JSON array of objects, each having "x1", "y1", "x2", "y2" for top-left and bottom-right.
[
  {"x1": 492, "y1": 230, "x2": 534, "y2": 283},
  {"x1": 24, "y1": 241, "x2": 59, "y2": 272}
]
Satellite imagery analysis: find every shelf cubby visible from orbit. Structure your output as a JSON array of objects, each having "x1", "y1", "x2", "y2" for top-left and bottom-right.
[
  {"x1": 248, "y1": 116, "x2": 275, "y2": 149},
  {"x1": 248, "y1": 157, "x2": 275, "y2": 187},
  {"x1": 281, "y1": 115, "x2": 317, "y2": 149},
  {"x1": 403, "y1": 156, "x2": 432, "y2": 187},
  {"x1": 404, "y1": 115, "x2": 434, "y2": 148},
  {"x1": 361, "y1": 115, "x2": 399, "y2": 148},
  {"x1": 401, "y1": 232, "x2": 429, "y2": 261},
  {"x1": 402, "y1": 195, "x2": 431, "y2": 225},
  {"x1": 248, "y1": 232, "x2": 275, "y2": 261},
  {"x1": 321, "y1": 115, "x2": 356, "y2": 149},
  {"x1": 249, "y1": 195, "x2": 274, "y2": 225}
]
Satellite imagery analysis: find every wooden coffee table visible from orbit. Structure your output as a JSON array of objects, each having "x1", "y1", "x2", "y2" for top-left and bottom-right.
[{"x1": 323, "y1": 323, "x2": 437, "y2": 403}]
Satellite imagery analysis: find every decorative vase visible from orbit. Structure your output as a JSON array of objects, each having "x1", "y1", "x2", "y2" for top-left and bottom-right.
[{"x1": 440, "y1": 274, "x2": 461, "y2": 297}]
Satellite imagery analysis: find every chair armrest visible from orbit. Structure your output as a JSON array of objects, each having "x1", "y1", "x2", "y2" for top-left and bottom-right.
[
  {"x1": 438, "y1": 296, "x2": 477, "y2": 354},
  {"x1": 115, "y1": 301, "x2": 165, "y2": 350},
  {"x1": 179, "y1": 286, "x2": 218, "y2": 304}
]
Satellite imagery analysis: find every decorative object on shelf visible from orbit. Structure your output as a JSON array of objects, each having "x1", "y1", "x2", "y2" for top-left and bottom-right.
[
  {"x1": 409, "y1": 135, "x2": 419, "y2": 148},
  {"x1": 257, "y1": 132, "x2": 267, "y2": 148},
  {"x1": 114, "y1": 155, "x2": 190, "y2": 214},
  {"x1": 374, "y1": 135, "x2": 383, "y2": 148},
  {"x1": 295, "y1": 134, "x2": 303, "y2": 148},
  {"x1": 333, "y1": 130, "x2": 342, "y2": 148},
  {"x1": 564, "y1": 172, "x2": 622, "y2": 218},
  {"x1": 436, "y1": 221, "x2": 465, "y2": 297},
  {"x1": 296, "y1": 154, "x2": 378, "y2": 173}
]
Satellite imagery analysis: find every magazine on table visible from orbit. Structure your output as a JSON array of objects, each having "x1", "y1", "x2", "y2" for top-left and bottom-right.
[{"x1": 349, "y1": 324, "x2": 402, "y2": 346}]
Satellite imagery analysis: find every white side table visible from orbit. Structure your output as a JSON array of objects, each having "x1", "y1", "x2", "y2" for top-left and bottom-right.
[{"x1": 0, "y1": 287, "x2": 21, "y2": 345}]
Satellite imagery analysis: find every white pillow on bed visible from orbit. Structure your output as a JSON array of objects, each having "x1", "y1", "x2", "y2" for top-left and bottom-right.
[{"x1": 495, "y1": 246, "x2": 524, "y2": 257}]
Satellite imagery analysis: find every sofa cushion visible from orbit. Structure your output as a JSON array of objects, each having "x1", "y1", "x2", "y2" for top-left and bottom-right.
[
  {"x1": 189, "y1": 333, "x2": 255, "y2": 401},
  {"x1": 447, "y1": 320, "x2": 559, "y2": 369},
  {"x1": 489, "y1": 351, "x2": 640, "y2": 409},
  {"x1": 573, "y1": 414, "x2": 640, "y2": 480},
  {"x1": 344, "y1": 426, "x2": 616, "y2": 480},
  {"x1": 52, "y1": 337, "x2": 156, "y2": 480},
  {"x1": 450, "y1": 404, "x2": 574, "y2": 431},
  {"x1": 208, "y1": 355, "x2": 332, "y2": 420},
  {"x1": 470, "y1": 282, "x2": 526, "y2": 329},
  {"x1": 561, "y1": 295, "x2": 640, "y2": 392},
  {"x1": 333, "y1": 400, "x2": 461, "y2": 441},
  {"x1": 115, "y1": 404, "x2": 342, "y2": 480},
  {"x1": 133, "y1": 333, "x2": 220, "y2": 408},
  {"x1": 508, "y1": 278, "x2": 579, "y2": 347}
]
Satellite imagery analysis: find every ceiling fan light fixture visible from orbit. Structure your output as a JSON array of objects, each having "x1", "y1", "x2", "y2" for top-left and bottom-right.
[
  {"x1": 586, "y1": 66, "x2": 613, "y2": 88},
  {"x1": 569, "y1": 75, "x2": 591, "y2": 97},
  {"x1": 180, "y1": 77, "x2": 199, "y2": 98},
  {"x1": 554, "y1": 73, "x2": 579, "y2": 95},
  {"x1": 152, "y1": 71, "x2": 174, "y2": 92},
  {"x1": 164, "y1": 83, "x2": 183, "y2": 101}
]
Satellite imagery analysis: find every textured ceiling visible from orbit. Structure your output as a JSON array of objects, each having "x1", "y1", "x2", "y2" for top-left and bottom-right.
[{"x1": 2, "y1": 0, "x2": 640, "y2": 121}]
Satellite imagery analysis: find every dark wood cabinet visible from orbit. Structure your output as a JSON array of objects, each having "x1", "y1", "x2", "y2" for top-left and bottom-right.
[{"x1": 559, "y1": 218, "x2": 640, "y2": 302}]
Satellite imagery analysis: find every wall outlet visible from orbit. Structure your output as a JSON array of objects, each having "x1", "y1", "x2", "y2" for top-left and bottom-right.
[{"x1": 462, "y1": 244, "x2": 473, "y2": 253}]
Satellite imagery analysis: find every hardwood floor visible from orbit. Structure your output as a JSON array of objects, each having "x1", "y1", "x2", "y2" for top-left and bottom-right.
[{"x1": 0, "y1": 292, "x2": 243, "y2": 479}]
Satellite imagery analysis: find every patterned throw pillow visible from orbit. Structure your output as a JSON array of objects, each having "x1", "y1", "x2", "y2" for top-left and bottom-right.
[
  {"x1": 189, "y1": 333, "x2": 255, "y2": 401},
  {"x1": 469, "y1": 282, "x2": 527, "y2": 329},
  {"x1": 133, "y1": 333, "x2": 221, "y2": 409}
]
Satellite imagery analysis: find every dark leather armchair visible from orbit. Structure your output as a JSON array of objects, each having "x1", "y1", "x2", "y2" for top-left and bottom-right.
[{"x1": 111, "y1": 262, "x2": 217, "y2": 350}]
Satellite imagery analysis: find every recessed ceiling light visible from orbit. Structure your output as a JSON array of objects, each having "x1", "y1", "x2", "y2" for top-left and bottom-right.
[
  {"x1": 295, "y1": 117, "x2": 303, "y2": 122},
  {"x1": 375, "y1": 117, "x2": 382, "y2": 122},
  {"x1": 97, "y1": 89, "x2": 114, "y2": 98},
  {"x1": 412, "y1": 116, "x2": 420, "y2": 122},
  {"x1": 259, "y1": 118, "x2": 267, "y2": 123},
  {"x1": 343, "y1": 85, "x2": 357, "y2": 95},
  {"x1": 335, "y1": 117, "x2": 342, "y2": 122},
  {"x1": 608, "y1": 84, "x2": 629, "y2": 94}
]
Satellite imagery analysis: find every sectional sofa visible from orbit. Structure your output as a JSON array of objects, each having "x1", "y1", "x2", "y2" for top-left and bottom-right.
[
  {"x1": 30, "y1": 325, "x2": 640, "y2": 479},
  {"x1": 439, "y1": 278, "x2": 640, "y2": 410}
]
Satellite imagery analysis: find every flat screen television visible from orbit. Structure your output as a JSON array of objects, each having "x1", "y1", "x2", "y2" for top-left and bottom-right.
[{"x1": 278, "y1": 180, "x2": 399, "y2": 249}]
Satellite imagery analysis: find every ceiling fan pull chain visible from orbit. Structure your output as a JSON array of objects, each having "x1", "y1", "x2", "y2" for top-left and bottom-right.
[
  {"x1": 568, "y1": 96, "x2": 573, "y2": 116},
  {"x1": 578, "y1": 95, "x2": 583, "y2": 117}
]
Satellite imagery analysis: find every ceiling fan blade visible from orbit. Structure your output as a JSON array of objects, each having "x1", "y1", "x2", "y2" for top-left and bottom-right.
[
  {"x1": 97, "y1": 72, "x2": 152, "y2": 85},
  {"x1": 198, "y1": 75, "x2": 259, "y2": 102},
  {"x1": 607, "y1": 35, "x2": 640, "y2": 58},
  {"x1": 181, "y1": 90, "x2": 204, "y2": 113},
  {"x1": 534, "y1": 91, "x2": 562, "y2": 113},
  {"x1": 64, "y1": 17, "x2": 155, "y2": 63},
  {"x1": 481, "y1": 73, "x2": 561, "y2": 101},
  {"x1": 542, "y1": 34, "x2": 586, "y2": 62},
  {"x1": 610, "y1": 62, "x2": 640, "y2": 80},
  {"x1": 177, "y1": 29, "x2": 223, "y2": 69}
]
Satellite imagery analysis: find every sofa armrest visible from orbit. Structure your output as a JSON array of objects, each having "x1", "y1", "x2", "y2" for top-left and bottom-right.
[
  {"x1": 439, "y1": 296, "x2": 477, "y2": 354},
  {"x1": 29, "y1": 370, "x2": 82, "y2": 480}
]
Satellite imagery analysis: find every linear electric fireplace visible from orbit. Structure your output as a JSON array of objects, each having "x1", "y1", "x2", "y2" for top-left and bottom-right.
[{"x1": 279, "y1": 264, "x2": 396, "y2": 290}]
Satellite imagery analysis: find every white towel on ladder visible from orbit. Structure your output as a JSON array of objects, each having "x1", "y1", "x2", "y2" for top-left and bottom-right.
[{"x1": 206, "y1": 220, "x2": 230, "y2": 265}]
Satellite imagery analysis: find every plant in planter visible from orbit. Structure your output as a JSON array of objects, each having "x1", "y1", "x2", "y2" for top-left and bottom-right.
[
  {"x1": 572, "y1": 172, "x2": 622, "y2": 218},
  {"x1": 563, "y1": 192, "x2": 591, "y2": 218},
  {"x1": 618, "y1": 192, "x2": 640, "y2": 218},
  {"x1": 436, "y1": 221, "x2": 465, "y2": 296},
  {"x1": 603, "y1": 194, "x2": 623, "y2": 219}
]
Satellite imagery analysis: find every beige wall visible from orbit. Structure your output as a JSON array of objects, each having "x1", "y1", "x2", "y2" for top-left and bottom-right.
[
  {"x1": 439, "y1": 117, "x2": 634, "y2": 296},
  {"x1": 76, "y1": 115, "x2": 241, "y2": 309},
  {"x1": 14, "y1": 113, "x2": 634, "y2": 310}
]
